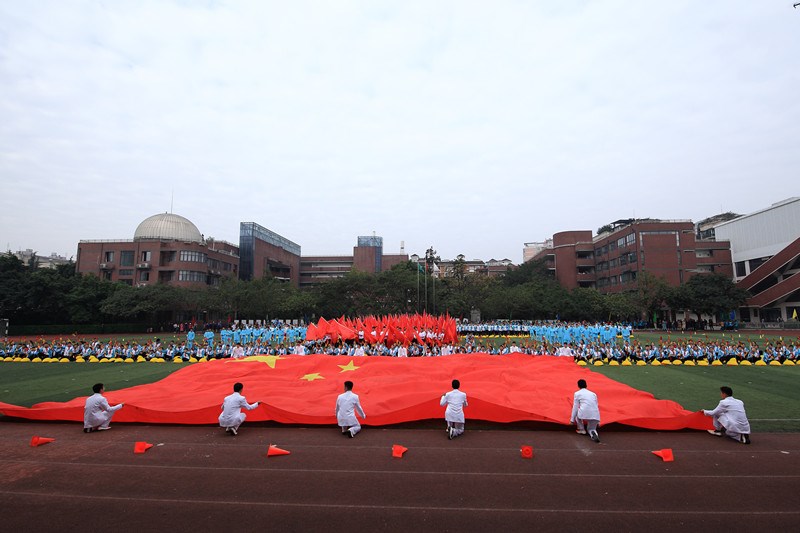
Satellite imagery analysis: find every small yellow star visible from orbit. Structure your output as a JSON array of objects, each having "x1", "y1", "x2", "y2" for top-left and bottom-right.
[
  {"x1": 337, "y1": 360, "x2": 360, "y2": 373},
  {"x1": 300, "y1": 373, "x2": 325, "y2": 381},
  {"x1": 236, "y1": 355, "x2": 283, "y2": 369}
]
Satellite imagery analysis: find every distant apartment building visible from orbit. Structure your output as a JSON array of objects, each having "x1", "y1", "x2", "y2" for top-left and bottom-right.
[
  {"x1": 10, "y1": 249, "x2": 72, "y2": 269},
  {"x1": 76, "y1": 213, "x2": 239, "y2": 288},
  {"x1": 712, "y1": 197, "x2": 800, "y2": 323},
  {"x1": 531, "y1": 219, "x2": 733, "y2": 294},
  {"x1": 299, "y1": 236, "x2": 408, "y2": 288}
]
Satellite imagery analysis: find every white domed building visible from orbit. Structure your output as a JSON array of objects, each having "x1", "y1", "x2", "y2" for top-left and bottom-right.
[{"x1": 77, "y1": 212, "x2": 239, "y2": 288}]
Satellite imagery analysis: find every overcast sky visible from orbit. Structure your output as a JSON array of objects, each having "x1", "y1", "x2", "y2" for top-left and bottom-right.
[{"x1": 1, "y1": 1, "x2": 798, "y2": 264}]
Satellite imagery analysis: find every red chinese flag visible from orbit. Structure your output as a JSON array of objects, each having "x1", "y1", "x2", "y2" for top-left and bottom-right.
[{"x1": 0, "y1": 355, "x2": 712, "y2": 431}]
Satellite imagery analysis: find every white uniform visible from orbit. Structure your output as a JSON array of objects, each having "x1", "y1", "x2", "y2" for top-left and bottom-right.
[
  {"x1": 440, "y1": 389, "x2": 468, "y2": 437},
  {"x1": 704, "y1": 396, "x2": 751, "y2": 440},
  {"x1": 83, "y1": 393, "x2": 123, "y2": 430},
  {"x1": 335, "y1": 390, "x2": 366, "y2": 436},
  {"x1": 570, "y1": 388, "x2": 600, "y2": 436},
  {"x1": 219, "y1": 392, "x2": 259, "y2": 431}
]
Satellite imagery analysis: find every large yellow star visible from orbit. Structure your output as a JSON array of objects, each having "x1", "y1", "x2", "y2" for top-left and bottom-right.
[
  {"x1": 235, "y1": 355, "x2": 283, "y2": 369},
  {"x1": 300, "y1": 373, "x2": 325, "y2": 381},
  {"x1": 337, "y1": 360, "x2": 360, "y2": 373}
]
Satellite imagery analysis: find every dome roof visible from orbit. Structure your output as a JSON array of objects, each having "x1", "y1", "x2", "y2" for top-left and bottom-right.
[{"x1": 134, "y1": 213, "x2": 203, "y2": 243}]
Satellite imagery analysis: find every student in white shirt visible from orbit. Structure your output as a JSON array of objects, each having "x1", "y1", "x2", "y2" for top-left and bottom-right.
[
  {"x1": 335, "y1": 381, "x2": 366, "y2": 438},
  {"x1": 219, "y1": 382, "x2": 260, "y2": 436},
  {"x1": 570, "y1": 379, "x2": 601, "y2": 443},
  {"x1": 704, "y1": 386, "x2": 751, "y2": 444},
  {"x1": 83, "y1": 383, "x2": 124, "y2": 432},
  {"x1": 440, "y1": 379, "x2": 468, "y2": 439}
]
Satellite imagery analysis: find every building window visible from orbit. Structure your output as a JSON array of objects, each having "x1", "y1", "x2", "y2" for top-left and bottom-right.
[
  {"x1": 626, "y1": 233, "x2": 635, "y2": 246},
  {"x1": 139, "y1": 271, "x2": 150, "y2": 282},
  {"x1": 735, "y1": 261, "x2": 747, "y2": 277},
  {"x1": 104, "y1": 251, "x2": 114, "y2": 263},
  {"x1": 180, "y1": 251, "x2": 208, "y2": 263},
  {"x1": 102, "y1": 271, "x2": 112, "y2": 281},
  {"x1": 160, "y1": 251, "x2": 176, "y2": 264},
  {"x1": 141, "y1": 251, "x2": 152, "y2": 262},
  {"x1": 120, "y1": 251, "x2": 134, "y2": 266},
  {"x1": 179, "y1": 270, "x2": 206, "y2": 282},
  {"x1": 749, "y1": 257, "x2": 767, "y2": 272},
  {"x1": 118, "y1": 269, "x2": 134, "y2": 276}
]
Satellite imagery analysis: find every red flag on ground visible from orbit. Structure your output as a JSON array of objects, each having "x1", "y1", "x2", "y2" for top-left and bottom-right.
[
  {"x1": 0, "y1": 355, "x2": 712, "y2": 431},
  {"x1": 30, "y1": 436, "x2": 55, "y2": 447},
  {"x1": 392, "y1": 444, "x2": 408, "y2": 458},
  {"x1": 134, "y1": 441, "x2": 154, "y2": 454},
  {"x1": 267, "y1": 444, "x2": 291, "y2": 457},
  {"x1": 652, "y1": 448, "x2": 674, "y2": 462}
]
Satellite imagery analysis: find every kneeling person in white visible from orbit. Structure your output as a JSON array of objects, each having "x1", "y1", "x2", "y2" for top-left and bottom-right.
[
  {"x1": 336, "y1": 381, "x2": 366, "y2": 437},
  {"x1": 703, "y1": 386, "x2": 751, "y2": 444},
  {"x1": 83, "y1": 383, "x2": 123, "y2": 432},
  {"x1": 219, "y1": 382, "x2": 260, "y2": 435},
  {"x1": 441, "y1": 379, "x2": 468, "y2": 439},
  {"x1": 570, "y1": 379, "x2": 601, "y2": 443}
]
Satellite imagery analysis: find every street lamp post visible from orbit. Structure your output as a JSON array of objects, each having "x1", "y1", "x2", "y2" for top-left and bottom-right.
[{"x1": 411, "y1": 254, "x2": 420, "y2": 313}]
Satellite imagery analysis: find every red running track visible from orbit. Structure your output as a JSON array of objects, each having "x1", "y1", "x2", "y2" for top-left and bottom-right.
[{"x1": 1, "y1": 421, "x2": 799, "y2": 532}]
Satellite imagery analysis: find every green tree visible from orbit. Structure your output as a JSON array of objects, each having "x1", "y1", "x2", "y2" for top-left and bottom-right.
[{"x1": 683, "y1": 273, "x2": 750, "y2": 321}]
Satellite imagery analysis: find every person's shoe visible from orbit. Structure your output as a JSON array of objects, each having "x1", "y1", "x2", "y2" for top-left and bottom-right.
[
  {"x1": 590, "y1": 431, "x2": 600, "y2": 443},
  {"x1": 97, "y1": 426, "x2": 110, "y2": 431},
  {"x1": 448, "y1": 427, "x2": 455, "y2": 440},
  {"x1": 230, "y1": 426, "x2": 238, "y2": 436},
  {"x1": 225, "y1": 427, "x2": 232, "y2": 434},
  {"x1": 707, "y1": 430, "x2": 723, "y2": 437},
  {"x1": 740, "y1": 434, "x2": 751, "y2": 445},
  {"x1": 575, "y1": 429, "x2": 587, "y2": 435},
  {"x1": 83, "y1": 427, "x2": 92, "y2": 433},
  {"x1": 348, "y1": 430, "x2": 355, "y2": 438}
]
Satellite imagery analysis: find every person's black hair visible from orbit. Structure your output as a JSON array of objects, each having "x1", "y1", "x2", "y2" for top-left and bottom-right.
[
  {"x1": 577, "y1": 379, "x2": 587, "y2": 389},
  {"x1": 344, "y1": 381, "x2": 353, "y2": 391},
  {"x1": 452, "y1": 379, "x2": 460, "y2": 389},
  {"x1": 720, "y1": 386, "x2": 733, "y2": 397},
  {"x1": 92, "y1": 383, "x2": 103, "y2": 394},
  {"x1": 234, "y1": 382, "x2": 243, "y2": 393}
]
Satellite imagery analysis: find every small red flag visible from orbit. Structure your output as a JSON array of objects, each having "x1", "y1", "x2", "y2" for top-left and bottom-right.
[
  {"x1": 134, "y1": 441, "x2": 154, "y2": 454},
  {"x1": 392, "y1": 444, "x2": 408, "y2": 458},
  {"x1": 652, "y1": 448, "x2": 674, "y2": 462},
  {"x1": 267, "y1": 444, "x2": 291, "y2": 457}
]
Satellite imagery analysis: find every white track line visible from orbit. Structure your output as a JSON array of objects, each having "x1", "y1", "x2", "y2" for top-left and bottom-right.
[
  {"x1": 1, "y1": 459, "x2": 797, "y2": 478},
  {"x1": 0, "y1": 491, "x2": 798, "y2": 515}
]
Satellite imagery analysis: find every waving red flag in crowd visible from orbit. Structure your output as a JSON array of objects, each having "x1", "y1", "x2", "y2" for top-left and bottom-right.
[{"x1": 0, "y1": 355, "x2": 710, "y2": 431}]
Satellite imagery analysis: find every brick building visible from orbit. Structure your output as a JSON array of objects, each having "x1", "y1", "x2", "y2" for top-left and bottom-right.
[
  {"x1": 299, "y1": 236, "x2": 408, "y2": 288},
  {"x1": 238, "y1": 222, "x2": 301, "y2": 284},
  {"x1": 76, "y1": 213, "x2": 239, "y2": 287},
  {"x1": 532, "y1": 219, "x2": 733, "y2": 294}
]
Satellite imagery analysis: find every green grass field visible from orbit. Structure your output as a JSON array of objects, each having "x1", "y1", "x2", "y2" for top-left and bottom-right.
[{"x1": 1, "y1": 360, "x2": 797, "y2": 432}]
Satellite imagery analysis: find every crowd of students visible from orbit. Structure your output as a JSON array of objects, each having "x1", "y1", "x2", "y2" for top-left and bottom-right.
[{"x1": 2, "y1": 321, "x2": 797, "y2": 364}]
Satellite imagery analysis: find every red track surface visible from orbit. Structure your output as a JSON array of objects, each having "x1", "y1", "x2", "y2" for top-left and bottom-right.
[{"x1": 1, "y1": 422, "x2": 799, "y2": 532}]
